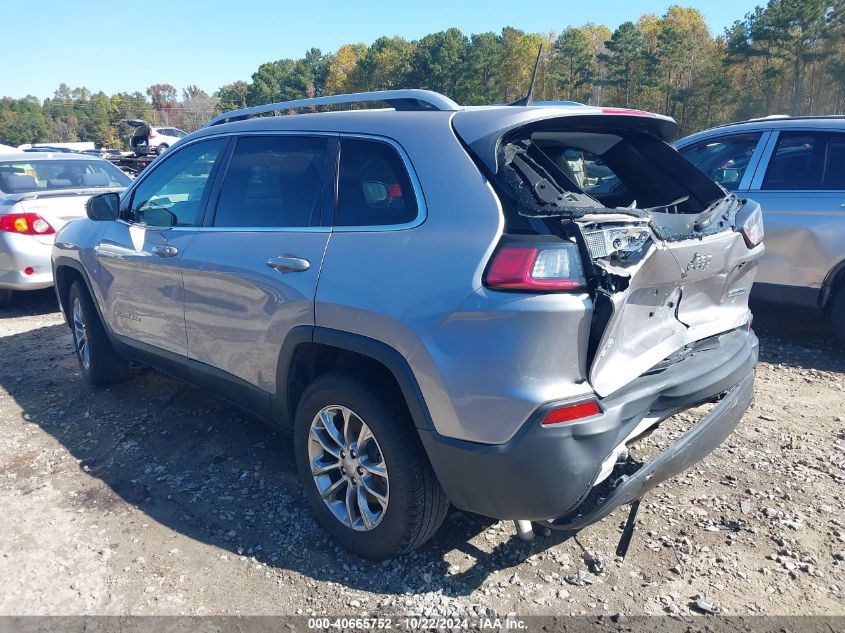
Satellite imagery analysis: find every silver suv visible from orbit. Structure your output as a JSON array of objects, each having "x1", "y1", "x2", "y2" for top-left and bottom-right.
[
  {"x1": 52, "y1": 90, "x2": 762, "y2": 560},
  {"x1": 677, "y1": 117, "x2": 845, "y2": 344}
]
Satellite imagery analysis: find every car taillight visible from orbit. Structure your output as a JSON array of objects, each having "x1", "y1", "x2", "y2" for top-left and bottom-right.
[
  {"x1": 148, "y1": 132, "x2": 157, "y2": 139},
  {"x1": 484, "y1": 239, "x2": 585, "y2": 292},
  {"x1": 0, "y1": 213, "x2": 55, "y2": 235},
  {"x1": 739, "y1": 206, "x2": 764, "y2": 248},
  {"x1": 542, "y1": 399, "x2": 602, "y2": 425}
]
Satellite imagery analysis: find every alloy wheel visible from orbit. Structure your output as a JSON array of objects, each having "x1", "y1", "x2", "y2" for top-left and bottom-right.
[
  {"x1": 307, "y1": 405, "x2": 389, "y2": 531},
  {"x1": 71, "y1": 297, "x2": 90, "y2": 371}
]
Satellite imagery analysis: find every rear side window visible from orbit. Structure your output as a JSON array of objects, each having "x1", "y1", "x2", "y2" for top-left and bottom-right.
[
  {"x1": 762, "y1": 133, "x2": 822, "y2": 190},
  {"x1": 213, "y1": 135, "x2": 328, "y2": 228},
  {"x1": 678, "y1": 133, "x2": 761, "y2": 191},
  {"x1": 336, "y1": 138, "x2": 418, "y2": 227},
  {"x1": 760, "y1": 131, "x2": 845, "y2": 191},
  {"x1": 0, "y1": 159, "x2": 130, "y2": 193},
  {"x1": 824, "y1": 135, "x2": 845, "y2": 189},
  {"x1": 128, "y1": 138, "x2": 225, "y2": 227}
]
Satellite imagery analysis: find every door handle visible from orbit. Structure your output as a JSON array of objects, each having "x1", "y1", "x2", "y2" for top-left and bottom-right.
[
  {"x1": 266, "y1": 255, "x2": 310, "y2": 272},
  {"x1": 150, "y1": 244, "x2": 179, "y2": 257}
]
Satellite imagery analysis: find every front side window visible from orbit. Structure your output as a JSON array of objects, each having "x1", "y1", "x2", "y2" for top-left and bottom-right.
[
  {"x1": 823, "y1": 134, "x2": 845, "y2": 190},
  {"x1": 679, "y1": 133, "x2": 761, "y2": 191},
  {"x1": 336, "y1": 138, "x2": 418, "y2": 227},
  {"x1": 213, "y1": 135, "x2": 328, "y2": 228},
  {"x1": 127, "y1": 138, "x2": 225, "y2": 227},
  {"x1": 0, "y1": 159, "x2": 131, "y2": 193}
]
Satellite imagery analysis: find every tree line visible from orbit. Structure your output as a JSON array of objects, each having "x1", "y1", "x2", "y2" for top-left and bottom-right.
[{"x1": 2, "y1": 0, "x2": 843, "y2": 149}]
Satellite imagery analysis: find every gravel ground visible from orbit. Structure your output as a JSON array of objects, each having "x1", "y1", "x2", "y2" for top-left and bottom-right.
[{"x1": 0, "y1": 289, "x2": 843, "y2": 617}]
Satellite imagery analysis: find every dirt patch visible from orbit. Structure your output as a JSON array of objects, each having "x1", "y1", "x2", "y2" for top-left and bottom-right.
[{"x1": 0, "y1": 291, "x2": 843, "y2": 617}]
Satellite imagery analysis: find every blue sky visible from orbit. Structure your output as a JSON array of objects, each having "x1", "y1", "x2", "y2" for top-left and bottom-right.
[{"x1": 3, "y1": 0, "x2": 760, "y2": 100}]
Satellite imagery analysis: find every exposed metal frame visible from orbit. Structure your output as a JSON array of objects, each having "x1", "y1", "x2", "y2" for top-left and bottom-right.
[{"x1": 206, "y1": 89, "x2": 461, "y2": 127}]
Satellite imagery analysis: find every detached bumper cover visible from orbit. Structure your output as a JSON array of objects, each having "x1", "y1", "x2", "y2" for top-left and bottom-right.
[
  {"x1": 548, "y1": 369, "x2": 754, "y2": 530},
  {"x1": 420, "y1": 328, "x2": 757, "y2": 521}
]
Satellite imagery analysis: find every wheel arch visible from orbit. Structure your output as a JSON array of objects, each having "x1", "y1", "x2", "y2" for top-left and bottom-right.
[
  {"x1": 821, "y1": 258, "x2": 845, "y2": 309},
  {"x1": 53, "y1": 257, "x2": 94, "y2": 325},
  {"x1": 274, "y1": 326, "x2": 436, "y2": 436}
]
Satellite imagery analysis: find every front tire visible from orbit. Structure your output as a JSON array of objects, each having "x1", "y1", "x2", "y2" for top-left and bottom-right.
[
  {"x1": 294, "y1": 374, "x2": 448, "y2": 560},
  {"x1": 68, "y1": 281, "x2": 131, "y2": 385}
]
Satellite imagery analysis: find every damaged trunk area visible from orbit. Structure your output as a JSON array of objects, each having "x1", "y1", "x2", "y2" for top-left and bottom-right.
[{"x1": 493, "y1": 122, "x2": 764, "y2": 397}]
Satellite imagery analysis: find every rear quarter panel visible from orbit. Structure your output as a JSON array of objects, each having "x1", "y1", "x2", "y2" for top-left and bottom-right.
[{"x1": 314, "y1": 116, "x2": 509, "y2": 441}]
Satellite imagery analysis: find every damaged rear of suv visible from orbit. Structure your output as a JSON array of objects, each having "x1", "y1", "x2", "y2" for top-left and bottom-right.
[{"x1": 419, "y1": 105, "x2": 763, "y2": 543}]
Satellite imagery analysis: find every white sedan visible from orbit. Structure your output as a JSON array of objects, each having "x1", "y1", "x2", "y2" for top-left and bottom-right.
[{"x1": 0, "y1": 151, "x2": 131, "y2": 307}]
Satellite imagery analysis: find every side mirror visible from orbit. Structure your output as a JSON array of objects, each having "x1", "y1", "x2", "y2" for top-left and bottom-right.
[
  {"x1": 718, "y1": 167, "x2": 741, "y2": 184},
  {"x1": 86, "y1": 192, "x2": 120, "y2": 221}
]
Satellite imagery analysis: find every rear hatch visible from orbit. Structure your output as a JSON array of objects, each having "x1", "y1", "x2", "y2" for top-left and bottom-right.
[
  {"x1": 453, "y1": 107, "x2": 764, "y2": 397},
  {"x1": 125, "y1": 119, "x2": 151, "y2": 149}
]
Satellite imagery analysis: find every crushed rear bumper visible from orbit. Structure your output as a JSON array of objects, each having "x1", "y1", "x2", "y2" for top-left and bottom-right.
[
  {"x1": 547, "y1": 368, "x2": 754, "y2": 530},
  {"x1": 420, "y1": 327, "x2": 757, "y2": 522}
]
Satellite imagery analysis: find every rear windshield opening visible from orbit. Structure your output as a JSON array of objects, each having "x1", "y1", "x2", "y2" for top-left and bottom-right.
[
  {"x1": 496, "y1": 127, "x2": 726, "y2": 220},
  {"x1": 0, "y1": 159, "x2": 131, "y2": 194}
]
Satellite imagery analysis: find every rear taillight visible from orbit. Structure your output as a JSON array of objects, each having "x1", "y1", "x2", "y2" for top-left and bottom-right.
[
  {"x1": 484, "y1": 239, "x2": 585, "y2": 292},
  {"x1": 148, "y1": 132, "x2": 157, "y2": 139},
  {"x1": 739, "y1": 206, "x2": 764, "y2": 248},
  {"x1": 542, "y1": 399, "x2": 602, "y2": 425},
  {"x1": 0, "y1": 213, "x2": 55, "y2": 235}
]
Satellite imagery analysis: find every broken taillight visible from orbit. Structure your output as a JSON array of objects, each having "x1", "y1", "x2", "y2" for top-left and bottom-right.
[
  {"x1": 739, "y1": 206, "x2": 764, "y2": 248},
  {"x1": 484, "y1": 238, "x2": 585, "y2": 292}
]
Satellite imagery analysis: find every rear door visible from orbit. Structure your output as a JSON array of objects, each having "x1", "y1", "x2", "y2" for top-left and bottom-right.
[
  {"x1": 97, "y1": 137, "x2": 228, "y2": 356},
  {"x1": 743, "y1": 129, "x2": 845, "y2": 301},
  {"x1": 180, "y1": 134, "x2": 334, "y2": 399}
]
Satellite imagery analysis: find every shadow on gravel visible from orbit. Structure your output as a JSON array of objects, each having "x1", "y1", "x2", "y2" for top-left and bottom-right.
[
  {"x1": 4, "y1": 293, "x2": 836, "y2": 599},
  {"x1": 0, "y1": 302, "x2": 566, "y2": 598},
  {"x1": 750, "y1": 301, "x2": 845, "y2": 373},
  {"x1": 0, "y1": 288, "x2": 59, "y2": 319}
]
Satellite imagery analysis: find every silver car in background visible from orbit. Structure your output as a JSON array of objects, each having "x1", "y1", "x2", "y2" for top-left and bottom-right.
[
  {"x1": 677, "y1": 117, "x2": 845, "y2": 344},
  {"x1": 0, "y1": 151, "x2": 131, "y2": 306}
]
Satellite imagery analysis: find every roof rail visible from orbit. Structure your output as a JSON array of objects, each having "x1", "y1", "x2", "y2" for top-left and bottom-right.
[
  {"x1": 705, "y1": 113, "x2": 845, "y2": 131},
  {"x1": 206, "y1": 89, "x2": 461, "y2": 127}
]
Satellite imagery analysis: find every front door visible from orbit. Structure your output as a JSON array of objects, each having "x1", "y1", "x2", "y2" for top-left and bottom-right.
[
  {"x1": 97, "y1": 137, "x2": 228, "y2": 356},
  {"x1": 180, "y1": 134, "x2": 334, "y2": 396}
]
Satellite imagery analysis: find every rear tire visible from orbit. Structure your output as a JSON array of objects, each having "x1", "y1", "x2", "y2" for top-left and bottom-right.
[
  {"x1": 0, "y1": 289, "x2": 12, "y2": 308},
  {"x1": 68, "y1": 281, "x2": 131, "y2": 385},
  {"x1": 831, "y1": 288, "x2": 845, "y2": 347},
  {"x1": 155, "y1": 144, "x2": 168, "y2": 155},
  {"x1": 294, "y1": 373, "x2": 448, "y2": 560}
]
